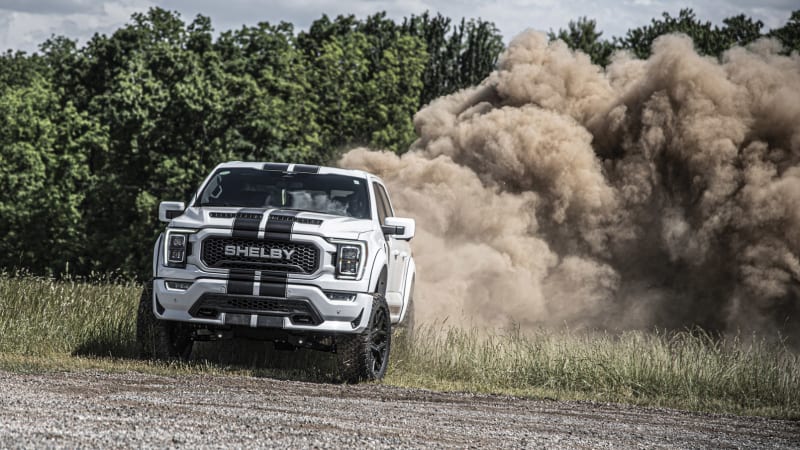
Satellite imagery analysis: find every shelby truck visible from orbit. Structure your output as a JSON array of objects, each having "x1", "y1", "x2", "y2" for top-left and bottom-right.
[{"x1": 137, "y1": 162, "x2": 416, "y2": 382}]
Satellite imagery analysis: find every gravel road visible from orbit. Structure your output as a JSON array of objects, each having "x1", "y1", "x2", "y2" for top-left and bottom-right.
[{"x1": 0, "y1": 370, "x2": 797, "y2": 448}]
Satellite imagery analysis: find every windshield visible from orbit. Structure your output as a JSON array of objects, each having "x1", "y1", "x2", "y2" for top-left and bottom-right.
[{"x1": 197, "y1": 168, "x2": 371, "y2": 220}]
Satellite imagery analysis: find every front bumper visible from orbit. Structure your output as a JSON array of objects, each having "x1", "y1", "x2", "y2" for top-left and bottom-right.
[{"x1": 152, "y1": 278, "x2": 373, "y2": 334}]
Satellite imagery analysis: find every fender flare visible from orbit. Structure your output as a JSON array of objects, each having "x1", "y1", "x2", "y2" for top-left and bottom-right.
[
  {"x1": 398, "y1": 258, "x2": 416, "y2": 323},
  {"x1": 152, "y1": 233, "x2": 163, "y2": 279},
  {"x1": 367, "y1": 247, "x2": 388, "y2": 294}
]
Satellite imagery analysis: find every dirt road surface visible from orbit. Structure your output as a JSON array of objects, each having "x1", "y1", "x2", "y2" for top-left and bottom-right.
[{"x1": 0, "y1": 370, "x2": 797, "y2": 448}]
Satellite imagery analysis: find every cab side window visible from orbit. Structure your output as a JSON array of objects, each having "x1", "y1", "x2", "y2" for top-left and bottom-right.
[
  {"x1": 372, "y1": 182, "x2": 392, "y2": 224},
  {"x1": 377, "y1": 184, "x2": 394, "y2": 217}
]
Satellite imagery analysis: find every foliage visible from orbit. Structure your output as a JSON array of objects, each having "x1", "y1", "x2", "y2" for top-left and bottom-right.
[
  {"x1": 0, "y1": 8, "x2": 798, "y2": 277},
  {"x1": 616, "y1": 8, "x2": 764, "y2": 59},
  {"x1": 402, "y1": 12, "x2": 504, "y2": 107},
  {"x1": 0, "y1": 9, "x2": 443, "y2": 277},
  {"x1": 548, "y1": 17, "x2": 615, "y2": 67},
  {"x1": 0, "y1": 75, "x2": 100, "y2": 275},
  {"x1": 769, "y1": 10, "x2": 800, "y2": 54},
  {"x1": 549, "y1": 9, "x2": 800, "y2": 66}
]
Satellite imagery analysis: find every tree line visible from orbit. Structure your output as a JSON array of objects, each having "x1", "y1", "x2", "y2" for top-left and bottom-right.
[
  {"x1": 549, "y1": 8, "x2": 800, "y2": 67},
  {"x1": 0, "y1": 8, "x2": 797, "y2": 279},
  {"x1": 0, "y1": 9, "x2": 503, "y2": 278}
]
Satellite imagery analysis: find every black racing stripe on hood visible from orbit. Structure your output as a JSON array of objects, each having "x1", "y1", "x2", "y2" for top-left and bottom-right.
[
  {"x1": 231, "y1": 209, "x2": 264, "y2": 238},
  {"x1": 264, "y1": 210, "x2": 299, "y2": 241}
]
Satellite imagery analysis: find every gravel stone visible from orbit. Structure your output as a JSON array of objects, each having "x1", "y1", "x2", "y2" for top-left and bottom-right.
[{"x1": 0, "y1": 370, "x2": 797, "y2": 448}]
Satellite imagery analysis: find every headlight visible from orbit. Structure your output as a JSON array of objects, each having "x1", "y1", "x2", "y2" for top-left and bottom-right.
[
  {"x1": 164, "y1": 229, "x2": 194, "y2": 267},
  {"x1": 335, "y1": 243, "x2": 365, "y2": 279}
]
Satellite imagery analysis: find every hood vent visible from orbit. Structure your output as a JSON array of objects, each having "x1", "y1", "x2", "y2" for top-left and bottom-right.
[
  {"x1": 270, "y1": 215, "x2": 323, "y2": 226},
  {"x1": 209, "y1": 211, "x2": 322, "y2": 225},
  {"x1": 210, "y1": 212, "x2": 262, "y2": 220}
]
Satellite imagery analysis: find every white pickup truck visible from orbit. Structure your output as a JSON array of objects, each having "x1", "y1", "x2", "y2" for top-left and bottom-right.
[{"x1": 138, "y1": 161, "x2": 416, "y2": 382}]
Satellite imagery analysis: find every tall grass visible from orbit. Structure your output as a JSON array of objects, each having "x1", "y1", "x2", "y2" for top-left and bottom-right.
[
  {"x1": 389, "y1": 327, "x2": 800, "y2": 418},
  {"x1": 0, "y1": 273, "x2": 139, "y2": 356},
  {"x1": 0, "y1": 274, "x2": 798, "y2": 418}
]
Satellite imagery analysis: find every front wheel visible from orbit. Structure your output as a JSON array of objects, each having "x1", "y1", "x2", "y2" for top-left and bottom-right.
[
  {"x1": 336, "y1": 295, "x2": 391, "y2": 383},
  {"x1": 136, "y1": 282, "x2": 193, "y2": 360}
]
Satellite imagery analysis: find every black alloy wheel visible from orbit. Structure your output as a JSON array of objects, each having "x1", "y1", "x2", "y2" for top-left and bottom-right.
[
  {"x1": 368, "y1": 300, "x2": 390, "y2": 376},
  {"x1": 336, "y1": 295, "x2": 392, "y2": 382}
]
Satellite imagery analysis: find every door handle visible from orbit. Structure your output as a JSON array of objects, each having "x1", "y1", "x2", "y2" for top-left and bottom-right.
[{"x1": 392, "y1": 249, "x2": 400, "y2": 256}]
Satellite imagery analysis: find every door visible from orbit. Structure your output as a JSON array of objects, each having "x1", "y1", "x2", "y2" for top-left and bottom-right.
[{"x1": 373, "y1": 182, "x2": 410, "y2": 316}]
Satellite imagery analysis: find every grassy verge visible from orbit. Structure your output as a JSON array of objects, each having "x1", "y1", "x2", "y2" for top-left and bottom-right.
[
  {"x1": 1, "y1": 274, "x2": 798, "y2": 419},
  {"x1": 389, "y1": 327, "x2": 800, "y2": 418}
]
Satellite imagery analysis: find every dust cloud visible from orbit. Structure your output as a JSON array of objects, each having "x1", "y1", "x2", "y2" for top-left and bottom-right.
[{"x1": 340, "y1": 31, "x2": 800, "y2": 340}]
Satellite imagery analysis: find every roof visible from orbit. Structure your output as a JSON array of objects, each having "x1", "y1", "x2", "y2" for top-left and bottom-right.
[{"x1": 213, "y1": 161, "x2": 373, "y2": 180}]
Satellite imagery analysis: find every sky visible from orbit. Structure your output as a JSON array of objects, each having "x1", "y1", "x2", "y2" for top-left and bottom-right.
[{"x1": 0, "y1": 0, "x2": 796, "y2": 54}]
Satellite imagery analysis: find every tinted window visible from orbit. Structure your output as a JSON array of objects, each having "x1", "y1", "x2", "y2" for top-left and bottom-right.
[
  {"x1": 372, "y1": 182, "x2": 393, "y2": 224},
  {"x1": 198, "y1": 168, "x2": 371, "y2": 219},
  {"x1": 376, "y1": 184, "x2": 394, "y2": 217}
]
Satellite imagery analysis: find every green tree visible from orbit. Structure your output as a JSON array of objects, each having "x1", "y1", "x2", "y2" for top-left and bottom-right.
[
  {"x1": 77, "y1": 9, "x2": 233, "y2": 275},
  {"x1": 457, "y1": 18, "x2": 506, "y2": 89},
  {"x1": 298, "y1": 14, "x2": 427, "y2": 154},
  {"x1": 0, "y1": 75, "x2": 101, "y2": 275},
  {"x1": 215, "y1": 21, "x2": 321, "y2": 162},
  {"x1": 3, "y1": 7, "x2": 799, "y2": 279},
  {"x1": 301, "y1": 20, "x2": 370, "y2": 153},
  {"x1": 402, "y1": 12, "x2": 503, "y2": 107},
  {"x1": 363, "y1": 34, "x2": 427, "y2": 152},
  {"x1": 548, "y1": 17, "x2": 615, "y2": 67},
  {"x1": 769, "y1": 10, "x2": 800, "y2": 54},
  {"x1": 0, "y1": 50, "x2": 46, "y2": 89},
  {"x1": 616, "y1": 8, "x2": 763, "y2": 59}
]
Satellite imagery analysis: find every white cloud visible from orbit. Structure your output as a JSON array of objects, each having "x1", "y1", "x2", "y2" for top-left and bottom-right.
[
  {"x1": 0, "y1": 0, "x2": 153, "y2": 52},
  {"x1": 0, "y1": 0, "x2": 101, "y2": 15}
]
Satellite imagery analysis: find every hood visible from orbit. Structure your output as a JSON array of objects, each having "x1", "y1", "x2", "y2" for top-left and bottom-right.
[{"x1": 169, "y1": 207, "x2": 374, "y2": 240}]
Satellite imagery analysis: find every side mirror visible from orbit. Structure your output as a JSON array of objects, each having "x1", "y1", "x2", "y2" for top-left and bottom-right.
[
  {"x1": 382, "y1": 217, "x2": 415, "y2": 240},
  {"x1": 159, "y1": 201, "x2": 185, "y2": 223}
]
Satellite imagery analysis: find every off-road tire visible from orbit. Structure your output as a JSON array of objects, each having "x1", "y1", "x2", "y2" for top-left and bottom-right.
[
  {"x1": 136, "y1": 282, "x2": 193, "y2": 360},
  {"x1": 336, "y1": 295, "x2": 391, "y2": 383}
]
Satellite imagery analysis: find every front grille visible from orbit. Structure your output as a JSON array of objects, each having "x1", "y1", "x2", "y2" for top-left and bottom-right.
[
  {"x1": 201, "y1": 237, "x2": 319, "y2": 273},
  {"x1": 189, "y1": 293, "x2": 322, "y2": 325}
]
